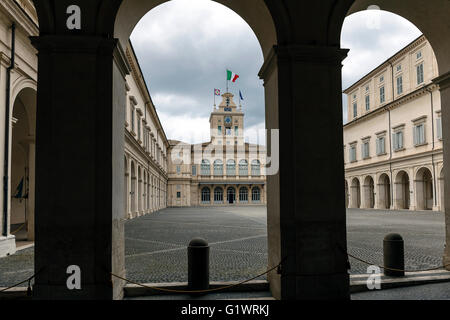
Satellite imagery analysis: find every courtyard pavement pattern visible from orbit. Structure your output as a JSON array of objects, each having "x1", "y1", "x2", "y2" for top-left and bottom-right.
[{"x1": 0, "y1": 207, "x2": 446, "y2": 291}]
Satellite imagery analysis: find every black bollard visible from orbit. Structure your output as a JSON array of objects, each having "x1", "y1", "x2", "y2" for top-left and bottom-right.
[
  {"x1": 383, "y1": 233, "x2": 405, "y2": 277},
  {"x1": 188, "y1": 238, "x2": 210, "y2": 291}
]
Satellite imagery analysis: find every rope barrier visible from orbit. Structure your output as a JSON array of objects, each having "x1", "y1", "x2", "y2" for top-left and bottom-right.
[
  {"x1": 111, "y1": 258, "x2": 286, "y2": 294},
  {"x1": 0, "y1": 269, "x2": 42, "y2": 296},
  {"x1": 10, "y1": 223, "x2": 25, "y2": 235}
]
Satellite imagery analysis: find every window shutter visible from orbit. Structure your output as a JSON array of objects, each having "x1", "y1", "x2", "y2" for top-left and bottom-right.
[
  {"x1": 399, "y1": 132, "x2": 403, "y2": 148},
  {"x1": 413, "y1": 126, "x2": 417, "y2": 145},
  {"x1": 376, "y1": 139, "x2": 380, "y2": 155},
  {"x1": 437, "y1": 118, "x2": 442, "y2": 139}
]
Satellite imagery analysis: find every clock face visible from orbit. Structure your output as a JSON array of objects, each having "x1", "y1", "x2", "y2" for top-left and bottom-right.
[{"x1": 225, "y1": 117, "x2": 232, "y2": 124}]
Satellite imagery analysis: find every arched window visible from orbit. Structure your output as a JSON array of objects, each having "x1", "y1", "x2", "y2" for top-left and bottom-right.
[
  {"x1": 201, "y1": 159, "x2": 210, "y2": 176},
  {"x1": 239, "y1": 187, "x2": 249, "y2": 203},
  {"x1": 214, "y1": 187, "x2": 224, "y2": 203},
  {"x1": 227, "y1": 159, "x2": 236, "y2": 176},
  {"x1": 252, "y1": 187, "x2": 261, "y2": 202},
  {"x1": 201, "y1": 187, "x2": 210, "y2": 204},
  {"x1": 214, "y1": 159, "x2": 223, "y2": 176},
  {"x1": 251, "y1": 160, "x2": 261, "y2": 176},
  {"x1": 239, "y1": 159, "x2": 248, "y2": 176},
  {"x1": 227, "y1": 187, "x2": 236, "y2": 203}
]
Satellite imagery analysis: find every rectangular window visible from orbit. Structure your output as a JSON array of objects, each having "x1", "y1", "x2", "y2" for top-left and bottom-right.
[
  {"x1": 393, "y1": 131, "x2": 404, "y2": 151},
  {"x1": 417, "y1": 63, "x2": 424, "y2": 84},
  {"x1": 437, "y1": 117, "x2": 442, "y2": 140},
  {"x1": 365, "y1": 95, "x2": 370, "y2": 111},
  {"x1": 192, "y1": 165, "x2": 197, "y2": 176},
  {"x1": 416, "y1": 51, "x2": 422, "y2": 59},
  {"x1": 176, "y1": 165, "x2": 181, "y2": 174},
  {"x1": 413, "y1": 124, "x2": 426, "y2": 145},
  {"x1": 226, "y1": 128, "x2": 232, "y2": 136},
  {"x1": 397, "y1": 76, "x2": 403, "y2": 95},
  {"x1": 131, "y1": 108, "x2": 135, "y2": 132},
  {"x1": 376, "y1": 137, "x2": 386, "y2": 155},
  {"x1": 380, "y1": 86, "x2": 385, "y2": 104},
  {"x1": 235, "y1": 126, "x2": 238, "y2": 136},
  {"x1": 361, "y1": 142, "x2": 370, "y2": 159},
  {"x1": 218, "y1": 126, "x2": 222, "y2": 135},
  {"x1": 353, "y1": 103, "x2": 357, "y2": 118},
  {"x1": 177, "y1": 192, "x2": 181, "y2": 199},
  {"x1": 380, "y1": 75, "x2": 384, "y2": 83},
  {"x1": 349, "y1": 146, "x2": 356, "y2": 162},
  {"x1": 397, "y1": 64, "x2": 402, "y2": 72}
]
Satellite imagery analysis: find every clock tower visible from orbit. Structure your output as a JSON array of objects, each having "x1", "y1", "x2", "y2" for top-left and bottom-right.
[{"x1": 210, "y1": 92, "x2": 244, "y2": 145}]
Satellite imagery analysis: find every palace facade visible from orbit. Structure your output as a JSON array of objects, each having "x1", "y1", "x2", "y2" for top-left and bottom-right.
[
  {"x1": 343, "y1": 35, "x2": 443, "y2": 211},
  {"x1": 167, "y1": 93, "x2": 267, "y2": 207}
]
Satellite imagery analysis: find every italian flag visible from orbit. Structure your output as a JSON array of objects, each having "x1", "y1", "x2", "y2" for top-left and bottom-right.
[{"x1": 227, "y1": 70, "x2": 239, "y2": 83}]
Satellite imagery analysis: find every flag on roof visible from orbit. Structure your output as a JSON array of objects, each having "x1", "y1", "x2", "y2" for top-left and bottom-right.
[
  {"x1": 227, "y1": 70, "x2": 239, "y2": 83},
  {"x1": 214, "y1": 89, "x2": 221, "y2": 96}
]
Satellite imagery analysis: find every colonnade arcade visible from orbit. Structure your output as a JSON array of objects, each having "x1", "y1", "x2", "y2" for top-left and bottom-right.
[
  {"x1": 199, "y1": 184, "x2": 265, "y2": 205},
  {"x1": 124, "y1": 155, "x2": 166, "y2": 218}
]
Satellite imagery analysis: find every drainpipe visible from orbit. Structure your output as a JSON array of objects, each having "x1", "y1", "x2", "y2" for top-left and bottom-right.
[
  {"x1": 388, "y1": 61, "x2": 395, "y2": 207},
  {"x1": 427, "y1": 87, "x2": 437, "y2": 207},
  {"x1": 3, "y1": 23, "x2": 15, "y2": 236}
]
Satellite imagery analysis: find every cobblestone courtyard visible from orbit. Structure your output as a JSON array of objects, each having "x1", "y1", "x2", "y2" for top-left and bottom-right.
[{"x1": 0, "y1": 207, "x2": 446, "y2": 287}]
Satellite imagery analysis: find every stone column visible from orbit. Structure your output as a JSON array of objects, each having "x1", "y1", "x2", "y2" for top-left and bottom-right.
[
  {"x1": 434, "y1": 72, "x2": 450, "y2": 269},
  {"x1": 27, "y1": 141, "x2": 35, "y2": 241},
  {"x1": 260, "y1": 45, "x2": 350, "y2": 299},
  {"x1": 31, "y1": 35, "x2": 127, "y2": 299}
]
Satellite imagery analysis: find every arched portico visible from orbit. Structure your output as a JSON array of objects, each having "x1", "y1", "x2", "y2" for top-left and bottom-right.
[
  {"x1": 31, "y1": 0, "x2": 450, "y2": 300},
  {"x1": 362, "y1": 176, "x2": 374, "y2": 209},
  {"x1": 394, "y1": 171, "x2": 410, "y2": 210},
  {"x1": 415, "y1": 167, "x2": 434, "y2": 210},
  {"x1": 377, "y1": 173, "x2": 391, "y2": 209},
  {"x1": 10, "y1": 87, "x2": 36, "y2": 242},
  {"x1": 350, "y1": 178, "x2": 361, "y2": 208}
]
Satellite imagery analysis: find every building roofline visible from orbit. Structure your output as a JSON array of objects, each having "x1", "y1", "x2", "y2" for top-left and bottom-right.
[{"x1": 343, "y1": 34, "x2": 426, "y2": 94}]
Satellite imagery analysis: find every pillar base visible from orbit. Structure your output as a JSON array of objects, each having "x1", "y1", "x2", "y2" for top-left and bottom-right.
[
  {"x1": 282, "y1": 272, "x2": 350, "y2": 300},
  {"x1": 0, "y1": 235, "x2": 16, "y2": 258}
]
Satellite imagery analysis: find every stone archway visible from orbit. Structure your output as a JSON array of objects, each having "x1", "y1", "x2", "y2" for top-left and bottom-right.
[
  {"x1": 362, "y1": 176, "x2": 374, "y2": 209},
  {"x1": 10, "y1": 87, "x2": 36, "y2": 242},
  {"x1": 377, "y1": 173, "x2": 391, "y2": 209},
  {"x1": 439, "y1": 168, "x2": 445, "y2": 212},
  {"x1": 395, "y1": 171, "x2": 410, "y2": 210},
  {"x1": 350, "y1": 178, "x2": 361, "y2": 208},
  {"x1": 415, "y1": 167, "x2": 434, "y2": 210}
]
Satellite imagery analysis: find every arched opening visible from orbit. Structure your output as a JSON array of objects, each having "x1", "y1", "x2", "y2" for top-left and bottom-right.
[
  {"x1": 345, "y1": 180, "x2": 349, "y2": 208},
  {"x1": 251, "y1": 160, "x2": 261, "y2": 176},
  {"x1": 213, "y1": 187, "x2": 224, "y2": 204},
  {"x1": 377, "y1": 174, "x2": 391, "y2": 209},
  {"x1": 239, "y1": 159, "x2": 248, "y2": 176},
  {"x1": 239, "y1": 187, "x2": 249, "y2": 203},
  {"x1": 10, "y1": 87, "x2": 36, "y2": 243},
  {"x1": 130, "y1": 161, "x2": 136, "y2": 216},
  {"x1": 395, "y1": 171, "x2": 410, "y2": 210},
  {"x1": 227, "y1": 187, "x2": 236, "y2": 204},
  {"x1": 226, "y1": 159, "x2": 236, "y2": 176},
  {"x1": 201, "y1": 187, "x2": 211, "y2": 204},
  {"x1": 214, "y1": 160, "x2": 223, "y2": 176},
  {"x1": 252, "y1": 186, "x2": 261, "y2": 203},
  {"x1": 415, "y1": 167, "x2": 434, "y2": 210},
  {"x1": 350, "y1": 178, "x2": 361, "y2": 208},
  {"x1": 362, "y1": 176, "x2": 375, "y2": 209},
  {"x1": 124, "y1": 157, "x2": 129, "y2": 217},
  {"x1": 439, "y1": 168, "x2": 445, "y2": 212}
]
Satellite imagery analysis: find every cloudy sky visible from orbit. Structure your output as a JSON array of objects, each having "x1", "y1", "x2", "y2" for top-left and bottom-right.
[{"x1": 130, "y1": 0, "x2": 422, "y2": 142}]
